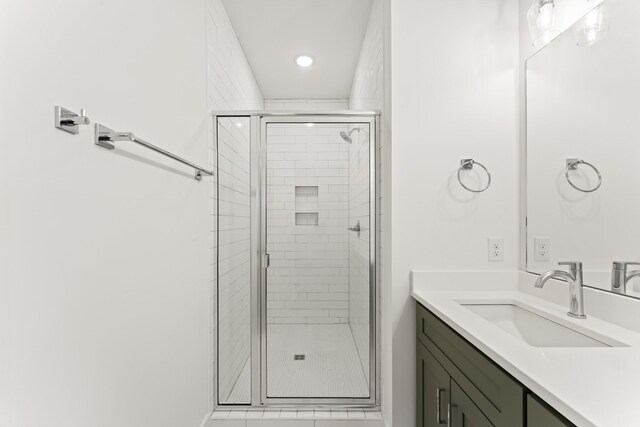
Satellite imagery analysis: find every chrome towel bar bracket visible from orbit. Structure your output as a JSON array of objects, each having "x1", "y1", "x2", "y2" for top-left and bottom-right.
[
  {"x1": 565, "y1": 158, "x2": 602, "y2": 193},
  {"x1": 54, "y1": 106, "x2": 91, "y2": 134},
  {"x1": 457, "y1": 158, "x2": 491, "y2": 193},
  {"x1": 94, "y1": 123, "x2": 213, "y2": 181}
]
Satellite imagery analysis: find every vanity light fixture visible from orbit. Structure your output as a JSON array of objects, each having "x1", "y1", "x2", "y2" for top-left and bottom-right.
[
  {"x1": 527, "y1": 0, "x2": 560, "y2": 48},
  {"x1": 295, "y1": 55, "x2": 314, "y2": 68},
  {"x1": 573, "y1": 2, "x2": 610, "y2": 47}
]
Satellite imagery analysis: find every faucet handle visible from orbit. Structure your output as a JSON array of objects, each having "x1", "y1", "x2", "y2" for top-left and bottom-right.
[
  {"x1": 613, "y1": 261, "x2": 640, "y2": 270},
  {"x1": 559, "y1": 261, "x2": 582, "y2": 269},
  {"x1": 559, "y1": 261, "x2": 582, "y2": 277}
]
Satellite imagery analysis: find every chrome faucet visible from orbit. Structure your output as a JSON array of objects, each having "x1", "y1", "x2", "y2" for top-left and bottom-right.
[
  {"x1": 534, "y1": 261, "x2": 586, "y2": 319},
  {"x1": 611, "y1": 262, "x2": 640, "y2": 294}
]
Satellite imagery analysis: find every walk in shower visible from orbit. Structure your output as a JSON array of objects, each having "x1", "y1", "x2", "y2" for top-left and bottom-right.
[{"x1": 214, "y1": 112, "x2": 379, "y2": 407}]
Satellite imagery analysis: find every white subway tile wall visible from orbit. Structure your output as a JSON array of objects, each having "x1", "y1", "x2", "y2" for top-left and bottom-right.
[
  {"x1": 348, "y1": 0, "x2": 384, "y2": 381},
  {"x1": 264, "y1": 94, "x2": 380, "y2": 390},
  {"x1": 207, "y1": 0, "x2": 264, "y2": 406},
  {"x1": 348, "y1": 127, "x2": 371, "y2": 383},
  {"x1": 266, "y1": 122, "x2": 352, "y2": 325},
  {"x1": 217, "y1": 117, "x2": 252, "y2": 402},
  {"x1": 264, "y1": 99, "x2": 351, "y2": 112}
]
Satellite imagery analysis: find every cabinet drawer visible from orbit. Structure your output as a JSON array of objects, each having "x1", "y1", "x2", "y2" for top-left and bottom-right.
[{"x1": 417, "y1": 302, "x2": 524, "y2": 426}]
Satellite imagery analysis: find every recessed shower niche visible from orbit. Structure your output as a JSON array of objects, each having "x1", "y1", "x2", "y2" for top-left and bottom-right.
[{"x1": 295, "y1": 186, "x2": 319, "y2": 226}]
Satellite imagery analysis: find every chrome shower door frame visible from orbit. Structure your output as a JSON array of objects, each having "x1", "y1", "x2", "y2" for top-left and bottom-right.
[
  {"x1": 213, "y1": 111, "x2": 379, "y2": 408},
  {"x1": 259, "y1": 113, "x2": 378, "y2": 407}
]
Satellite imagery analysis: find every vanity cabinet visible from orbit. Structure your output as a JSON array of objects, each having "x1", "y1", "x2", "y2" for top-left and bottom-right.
[
  {"x1": 416, "y1": 302, "x2": 575, "y2": 427},
  {"x1": 417, "y1": 342, "x2": 450, "y2": 427},
  {"x1": 526, "y1": 395, "x2": 574, "y2": 427},
  {"x1": 417, "y1": 342, "x2": 491, "y2": 427}
]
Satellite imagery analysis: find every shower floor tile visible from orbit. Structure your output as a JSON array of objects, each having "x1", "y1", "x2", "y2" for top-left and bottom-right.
[
  {"x1": 226, "y1": 324, "x2": 369, "y2": 401},
  {"x1": 227, "y1": 357, "x2": 251, "y2": 403},
  {"x1": 266, "y1": 324, "x2": 369, "y2": 398}
]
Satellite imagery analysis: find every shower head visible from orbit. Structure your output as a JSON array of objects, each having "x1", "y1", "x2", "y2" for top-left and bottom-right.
[
  {"x1": 339, "y1": 130, "x2": 353, "y2": 143},
  {"x1": 339, "y1": 128, "x2": 363, "y2": 143}
]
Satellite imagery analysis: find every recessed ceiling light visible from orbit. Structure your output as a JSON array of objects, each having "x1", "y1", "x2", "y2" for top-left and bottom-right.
[
  {"x1": 235, "y1": 122, "x2": 243, "y2": 128},
  {"x1": 295, "y1": 55, "x2": 314, "y2": 68}
]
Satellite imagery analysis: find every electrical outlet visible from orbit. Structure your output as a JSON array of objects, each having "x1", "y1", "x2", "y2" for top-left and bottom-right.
[
  {"x1": 488, "y1": 238, "x2": 504, "y2": 262},
  {"x1": 534, "y1": 237, "x2": 551, "y2": 262}
]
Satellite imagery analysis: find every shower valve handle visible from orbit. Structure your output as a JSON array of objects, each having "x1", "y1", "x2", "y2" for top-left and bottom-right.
[{"x1": 348, "y1": 221, "x2": 362, "y2": 238}]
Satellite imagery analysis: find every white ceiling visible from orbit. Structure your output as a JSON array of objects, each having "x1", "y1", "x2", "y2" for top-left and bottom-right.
[{"x1": 221, "y1": 0, "x2": 374, "y2": 99}]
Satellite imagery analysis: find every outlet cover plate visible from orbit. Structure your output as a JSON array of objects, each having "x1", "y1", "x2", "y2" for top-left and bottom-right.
[
  {"x1": 488, "y1": 238, "x2": 504, "y2": 262},
  {"x1": 534, "y1": 237, "x2": 551, "y2": 262}
]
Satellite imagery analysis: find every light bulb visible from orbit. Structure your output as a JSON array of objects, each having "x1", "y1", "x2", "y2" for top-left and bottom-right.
[
  {"x1": 537, "y1": 3, "x2": 554, "y2": 28},
  {"x1": 583, "y1": 8, "x2": 601, "y2": 27},
  {"x1": 295, "y1": 55, "x2": 314, "y2": 68},
  {"x1": 527, "y1": 0, "x2": 559, "y2": 47},
  {"x1": 573, "y1": 3, "x2": 610, "y2": 47}
]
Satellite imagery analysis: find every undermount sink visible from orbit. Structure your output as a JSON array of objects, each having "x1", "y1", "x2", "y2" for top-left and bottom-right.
[{"x1": 461, "y1": 303, "x2": 622, "y2": 348}]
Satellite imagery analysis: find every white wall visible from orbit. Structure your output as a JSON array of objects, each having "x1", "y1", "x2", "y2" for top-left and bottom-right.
[
  {"x1": 207, "y1": 0, "x2": 264, "y2": 112},
  {"x1": 207, "y1": 0, "x2": 264, "y2": 406},
  {"x1": 349, "y1": 0, "x2": 384, "y2": 114},
  {"x1": 0, "y1": 1, "x2": 211, "y2": 426},
  {"x1": 390, "y1": 0, "x2": 519, "y2": 426}
]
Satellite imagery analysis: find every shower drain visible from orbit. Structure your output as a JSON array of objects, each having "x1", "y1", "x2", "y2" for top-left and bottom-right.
[{"x1": 293, "y1": 354, "x2": 306, "y2": 361}]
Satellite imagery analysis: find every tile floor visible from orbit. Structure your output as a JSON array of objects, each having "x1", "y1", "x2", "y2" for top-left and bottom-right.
[
  {"x1": 267, "y1": 324, "x2": 369, "y2": 398},
  {"x1": 217, "y1": 324, "x2": 377, "y2": 426},
  {"x1": 227, "y1": 358, "x2": 251, "y2": 403},
  {"x1": 226, "y1": 324, "x2": 369, "y2": 401},
  {"x1": 210, "y1": 408, "x2": 384, "y2": 427}
]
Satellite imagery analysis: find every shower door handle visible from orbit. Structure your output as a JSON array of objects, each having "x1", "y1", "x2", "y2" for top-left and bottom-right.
[{"x1": 264, "y1": 253, "x2": 270, "y2": 268}]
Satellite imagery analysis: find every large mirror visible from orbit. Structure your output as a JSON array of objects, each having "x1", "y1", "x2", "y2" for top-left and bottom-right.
[{"x1": 526, "y1": 0, "x2": 640, "y2": 298}]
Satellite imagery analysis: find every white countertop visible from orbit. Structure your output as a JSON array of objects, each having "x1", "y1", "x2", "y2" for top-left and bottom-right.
[{"x1": 411, "y1": 271, "x2": 640, "y2": 427}]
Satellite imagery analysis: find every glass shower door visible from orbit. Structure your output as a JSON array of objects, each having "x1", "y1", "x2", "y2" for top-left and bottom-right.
[
  {"x1": 262, "y1": 117, "x2": 375, "y2": 402},
  {"x1": 216, "y1": 116, "x2": 253, "y2": 404}
]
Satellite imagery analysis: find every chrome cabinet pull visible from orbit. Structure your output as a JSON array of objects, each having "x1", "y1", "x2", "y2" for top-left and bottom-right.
[
  {"x1": 447, "y1": 403, "x2": 456, "y2": 427},
  {"x1": 436, "y1": 387, "x2": 445, "y2": 424}
]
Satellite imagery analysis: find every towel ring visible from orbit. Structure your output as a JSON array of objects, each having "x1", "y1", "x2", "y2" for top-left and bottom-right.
[
  {"x1": 565, "y1": 158, "x2": 602, "y2": 193},
  {"x1": 457, "y1": 159, "x2": 491, "y2": 193}
]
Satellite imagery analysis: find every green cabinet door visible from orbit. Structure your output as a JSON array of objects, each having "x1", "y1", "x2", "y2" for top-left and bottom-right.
[
  {"x1": 450, "y1": 380, "x2": 493, "y2": 427},
  {"x1": 417, "y1": 340, "x2": 451, "y2": 427},
  {"x1": 527, "y1": 395, "x2": 574, "y2": 427}
]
